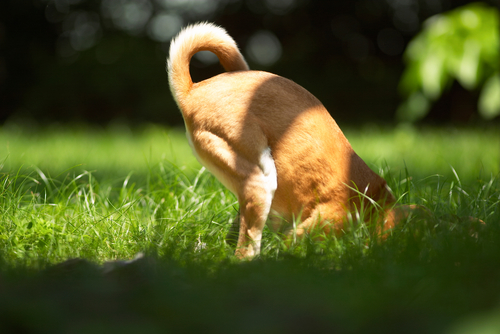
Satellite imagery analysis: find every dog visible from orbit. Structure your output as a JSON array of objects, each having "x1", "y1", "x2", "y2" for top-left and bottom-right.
[{"x1": 167, "y1": 23, "x2": 423, "y2": 258}]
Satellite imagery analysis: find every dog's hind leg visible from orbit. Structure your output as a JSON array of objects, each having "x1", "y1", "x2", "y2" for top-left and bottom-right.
[
  {"x1": 189, "y1": 131, "x2": 277, "y2": 259},
  {"x1": 234, "y1": 147, "x2": 277, "y2": 258}
]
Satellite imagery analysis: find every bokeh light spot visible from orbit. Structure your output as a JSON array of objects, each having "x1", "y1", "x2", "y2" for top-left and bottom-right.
[
  {"x1": 246, "y1": 30, "x2": 282, "y2": 67},
  {"x1": 148, "y1": 13, "x2": 183, "y2": 42}
]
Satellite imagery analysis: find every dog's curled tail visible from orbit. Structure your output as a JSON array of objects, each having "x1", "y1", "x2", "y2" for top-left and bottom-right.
[{"x1": 167, "y1": 22, "x2": 249, "y2": 106}]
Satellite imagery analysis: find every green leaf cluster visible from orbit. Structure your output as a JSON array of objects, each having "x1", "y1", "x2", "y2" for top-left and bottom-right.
[{"x1": 398, "y1": 2, "x2": 500, "y2": 121}]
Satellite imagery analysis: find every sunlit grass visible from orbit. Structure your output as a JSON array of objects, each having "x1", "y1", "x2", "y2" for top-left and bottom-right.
[
  {"x1": 2, "y1": 122, "x2": 498, "y2": 184},
  {"x1": 1, "y1": 123, "x2": 498, "y2": 265},
  {"x1": 0, "y1": 122, "x2": 199, "y2": 180},
  {"x1": 346, "y1": 124, "x2": 500, "y2": 181},
  {"x1": 0, "y1": 161, "x2": 237, "y2": 265}
]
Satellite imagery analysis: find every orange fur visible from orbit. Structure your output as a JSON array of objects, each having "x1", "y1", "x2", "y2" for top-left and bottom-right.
[{"x1": 168, "y1": 23, "x2": 400, "y2": 258}]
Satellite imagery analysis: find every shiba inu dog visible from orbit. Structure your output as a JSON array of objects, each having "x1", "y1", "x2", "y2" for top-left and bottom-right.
[{"x1": 167, "y1": 22, "x2": 418, "y2": 258}]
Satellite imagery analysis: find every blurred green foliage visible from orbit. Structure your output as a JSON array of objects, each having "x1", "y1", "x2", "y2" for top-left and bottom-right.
[{"x1": 398, "y1": 2, "x2": 500, "y2": 122}]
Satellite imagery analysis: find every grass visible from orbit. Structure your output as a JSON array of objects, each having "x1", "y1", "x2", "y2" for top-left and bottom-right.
[
  {"x1": 0, "y1": 122, "x2": 199, "y2": 179},
  {"x1": 0, "y1": 122, "x2": 499, "y2": 333}
]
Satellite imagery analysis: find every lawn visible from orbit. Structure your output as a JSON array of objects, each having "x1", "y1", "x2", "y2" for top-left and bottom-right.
[{"x1": 0, "y1": 122, "x2": 499, "y2": 333}]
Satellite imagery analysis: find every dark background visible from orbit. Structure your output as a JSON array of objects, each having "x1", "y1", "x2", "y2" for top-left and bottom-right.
[{"x1": 1, "y1": 0, "x2": 499, "y2": 127}]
